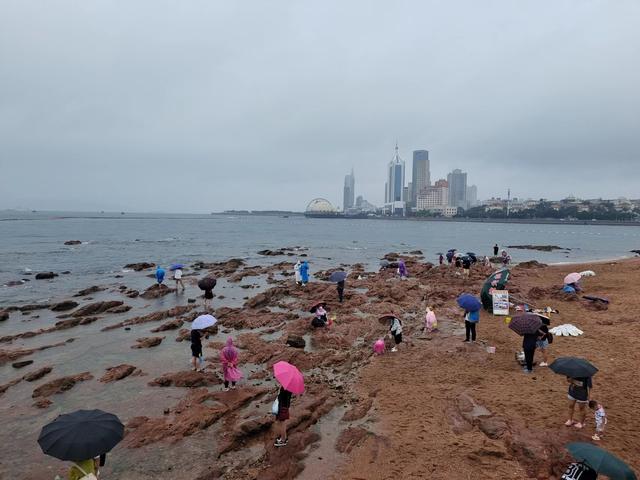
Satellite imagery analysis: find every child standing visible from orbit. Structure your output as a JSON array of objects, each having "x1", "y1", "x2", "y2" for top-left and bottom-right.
[
  {"x1": 220, "y1": 338, "x2": 243, "y2": 391},
  {"x1": 589, "y1": 400, "x2": 607, "y2": 441},
  {"x1": 423, "y1": 306, "x2": 437, "y2": 333}
]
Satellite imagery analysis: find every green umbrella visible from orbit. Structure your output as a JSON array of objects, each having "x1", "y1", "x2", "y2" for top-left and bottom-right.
[
  {"x1": 567, "y1": 442, "x2": 637, "y2": 480},
  {"x1": 481, "y1": 268, "x2": 510, "y2": 312}
]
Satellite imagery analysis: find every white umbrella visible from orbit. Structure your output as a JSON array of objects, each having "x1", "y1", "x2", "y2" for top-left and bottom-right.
[
  {"x1": 191, "y1": 314, "x2": 217, "y2": 330},
  {"x1": 549, "y1": 324, "x2": 583, "y2": 337}
]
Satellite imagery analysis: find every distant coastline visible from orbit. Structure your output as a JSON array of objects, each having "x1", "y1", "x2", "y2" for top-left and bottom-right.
[{"x1": 215, "y1": 211, "x2": 640, "y2": 227}]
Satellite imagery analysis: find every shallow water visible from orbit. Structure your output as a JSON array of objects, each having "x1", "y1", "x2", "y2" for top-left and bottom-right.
[{"x1": 2, "y1": 212, "x2": 640, "y2": 305}]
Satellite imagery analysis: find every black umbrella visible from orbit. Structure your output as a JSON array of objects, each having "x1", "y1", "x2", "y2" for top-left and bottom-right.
[
  {"x1": 38, "y1": 409, "x2": 124, "y2": 461},
  {"x1": 329, "y1": 271, "x2": 347, "y2": 283},
  {"x1": 197, "y1": 276, "x2": 217, "y2": 291},
  {"x1": 567, "y1": 442, "x2": 637, "y2": 480},
  {"x1": 549, "y1": 357, "x2": 598, "y2": 378}
]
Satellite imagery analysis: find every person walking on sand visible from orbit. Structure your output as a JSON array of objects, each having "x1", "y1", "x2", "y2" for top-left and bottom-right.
[
  {"x1": 299, "y1": 260, "x2": 309, "y2": 286},
  {"x1": 294, "y1": 260, "x2": 302, "y2": 286},
  {"x1": 220, "y1": 338, "x2": 243, "y2": 391},
  {"x1": 565, "y1": 376, "x2": 592, "y2": 429},
  {"x1": 336, "y1": 279, "x2": 345, "y2": 302},
  {"x1": 190, "y1": 328, "x2": 204, "y2": 372},
  {"x1": 463, "y1": 308, "x2": 479, "y2": 342},
  {"x1": 274, "y1": 386, "x2": 293, "y2": 447},
  {"x1": 423, "y1": 306, "x2": 437, "y2": 334},
  {"x1": 589, "y1": 400, "x2": 607, "y2": 441},
  {"x1": 173, "y1": 267, "x2": 185, "y2": 292},
  {"x1": 155, "y1": 266, "x2": 165, "y2": 285},
  {"x1": 388, "y1": 316, "x2": 403, "y2": 352},
  {"x1": 493, "y1": 243, "x2": 499, "y2": 256},
  {"x1": 439, "y1": 253, "x2": 444, "y2": 266}
]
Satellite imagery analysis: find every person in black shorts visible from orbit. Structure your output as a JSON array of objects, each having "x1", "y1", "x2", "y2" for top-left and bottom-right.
[
  {"x1": 191, "y1": 329, "x2": 203, "y2": 371},
  {"x1": 274, "y1": 386, "x2": 292, "y2": 447},
  {"x1": 337, "y1": 280, "x2": 345, "y2": 303},
  {"x1": 565, "y1": 376, "x2": 592, "y2": 429}
]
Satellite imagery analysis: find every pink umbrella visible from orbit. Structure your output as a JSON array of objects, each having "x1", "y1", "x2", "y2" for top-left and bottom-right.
[
  {"x1": 273, "y1": 361, "x2": 305, "y2": 394},
  {"x1": 373, "y1": 339, "x2": 385, "y2": 355},
  {"x1": 564, "y1": 272, "x2": 581, "y2": 284}
]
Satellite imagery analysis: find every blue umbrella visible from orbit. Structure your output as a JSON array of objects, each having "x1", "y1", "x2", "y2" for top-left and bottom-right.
[
  {"x1": 170, "y1": 264, "x2": 185, "y2": 271},
  {"x1": 329, "y1": 271, "x2": 347, "y2": 283},
  {"x1": 457, "y1": 293, "x2": 482, "y2": 312}
]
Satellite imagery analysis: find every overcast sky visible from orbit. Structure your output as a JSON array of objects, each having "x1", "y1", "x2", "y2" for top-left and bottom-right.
[{"x1": 1, "y1": 1, "x2": 639, "y2": 212}]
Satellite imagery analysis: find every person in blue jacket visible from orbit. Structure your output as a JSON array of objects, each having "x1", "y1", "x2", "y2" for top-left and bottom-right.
[
  {"x1": 299, "y1": 261, "x2": 309, "y2": 286},
  {"x1": 155, "y1": 266, "x2": 166, "y2": 285}
]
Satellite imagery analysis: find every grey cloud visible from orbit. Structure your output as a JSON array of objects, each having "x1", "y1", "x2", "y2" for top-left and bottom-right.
[{"x1": 1, "y1": 0, "x2": 639, "y2": 212}]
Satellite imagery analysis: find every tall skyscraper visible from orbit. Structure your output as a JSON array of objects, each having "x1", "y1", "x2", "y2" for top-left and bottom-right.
[
  {"x1": 466, "y1": 185, "x2": 478, "y2": 208},
  {"x1": 447, "y1": 169, "x2": 467, "y2": 209},
  {"x1": 411, "y1": 150, "x2": 430, "y2": 207},
  {"x1": 343, "y1": 168, "x2": 355, "y2": 211},
  {"x1": 385, "y1": 142, "x2": 405, "y2": 204}
]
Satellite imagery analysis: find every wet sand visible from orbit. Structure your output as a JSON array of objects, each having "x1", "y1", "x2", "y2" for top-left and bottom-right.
[{"x1": 1, "y1": 255, "x2": 638, "y2": 479}]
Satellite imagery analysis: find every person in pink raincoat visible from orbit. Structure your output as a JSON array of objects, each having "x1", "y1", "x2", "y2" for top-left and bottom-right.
[
  {"x1": 423, "y1": 306, "x2": 437, "y2": 333},
  {"x1": 220, "y1": 338, "x2": 243, "y2": 391}
]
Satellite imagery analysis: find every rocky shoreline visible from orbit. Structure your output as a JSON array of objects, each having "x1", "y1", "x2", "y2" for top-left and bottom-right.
[{"x1": 1, "y1": 253, "x2": 639, "y2": 479}]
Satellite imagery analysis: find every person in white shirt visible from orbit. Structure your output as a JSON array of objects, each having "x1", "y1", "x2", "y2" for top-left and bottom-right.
[{"x1": 174, "y1": 268, "x2": 185, "y2": 291}]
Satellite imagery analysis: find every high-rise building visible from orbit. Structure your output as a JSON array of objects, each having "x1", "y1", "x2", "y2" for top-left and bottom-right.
[
  {"x1": 343, "y1": 168, "x2": 355, "y2": 211},
  {"x1": 447, "y1": 169, "x2": 467, "y2": 209},
  {"x1": 385, "y1": 143, "x2": 405, "y2": 204},
  {"x1": 466, "y1": 185, "x2": 478, "y2": 208},
  {"x1": 416, "y1": 185, "x2": 449, "y2": 210},
  {"x1": 411, "y1": 150, "x2": 430, "y2": 207}
]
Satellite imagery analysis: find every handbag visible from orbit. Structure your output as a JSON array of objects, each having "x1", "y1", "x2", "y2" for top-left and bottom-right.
[
  {"x1": 271, "y1": 398, "x2": 279, "y2": 415},
  {"x1": 73, "y1": 463, "x2": 98, "y2": 480}
]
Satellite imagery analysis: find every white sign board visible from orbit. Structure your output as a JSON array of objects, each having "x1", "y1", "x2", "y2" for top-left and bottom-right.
[{"x1": 492, "y1": 290, "x2": 509, "y2": 315}]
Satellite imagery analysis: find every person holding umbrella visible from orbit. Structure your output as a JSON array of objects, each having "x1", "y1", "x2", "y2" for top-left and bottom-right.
[
  {"x1": 329, "y1": 270, "x2": 348, "y2": 302},
  {"x1": 272, "y1": 361, "x2": 305, "y2": 448},
  {"x1": 549, "y1": 357, "x2": 598, "y2": 429},
  {"x1": 457, "y1": 294, "x2": 481, "y2": 343},
  {"x1": 563, "y1": 442, "x2": 637, "y2": 480},
  {"x1": 171, "y1": 264, "x2": 185, "y2": 292},
  {"x1": 190, "y1": 314, "x2": 217, "y2": 372},
  {"x1": 38, "y1": 409, "x2": 123, "y2": 480},
  {"x1": 198, "y1": 276, "x2": 217, "y2": 310},
  {"x1": 309, "y1": 301, "x2": 329, "y2": 328},
  {"x1": 379, "y1": 314, "x2": 403, "y2": 352},
  {"x1": 508, "y1": 313, "x2": 545, "y2": 373}
]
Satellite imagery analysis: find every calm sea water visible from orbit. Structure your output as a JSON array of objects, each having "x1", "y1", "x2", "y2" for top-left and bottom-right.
[{"x1": 1, "y1": 211, "x2": 640, "y2": 305}]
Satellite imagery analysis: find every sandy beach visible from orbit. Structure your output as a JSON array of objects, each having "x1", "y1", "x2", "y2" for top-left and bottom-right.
[{"x1": 1, "y1": 253, "x2": 639, "y2": 479}]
